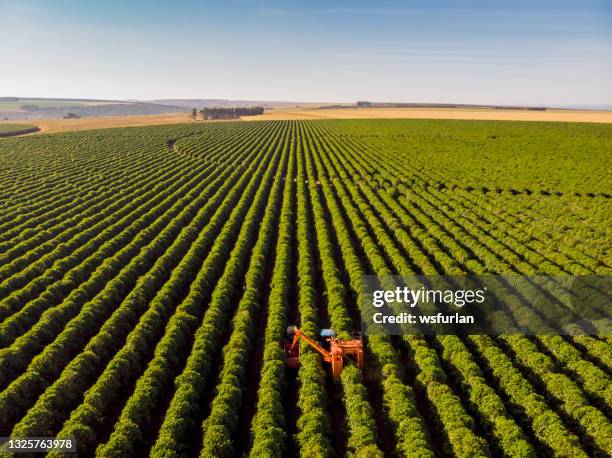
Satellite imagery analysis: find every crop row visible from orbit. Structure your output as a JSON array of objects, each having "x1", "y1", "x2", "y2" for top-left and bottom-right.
[
  {"x1": 309, "y1": 120, "x2": 611, "y2": 455},
  {"x1": 0, "y1": 119, "x2": 607, "y2": 457}
]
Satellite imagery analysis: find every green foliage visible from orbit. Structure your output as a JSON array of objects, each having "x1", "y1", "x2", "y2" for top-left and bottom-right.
[
  {"x1": 0, "y1": 119, "x2": 607, "y2": 458},
  {"x1": 324, "y1": 118, "x2": 612, "y2": 194},
  {"x1": 0, "y1": 124, "x2": 38, "y2": 136}
]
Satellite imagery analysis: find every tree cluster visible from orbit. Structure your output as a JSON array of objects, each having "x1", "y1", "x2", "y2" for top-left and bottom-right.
[{"x1": 198, "y1": 106, "x2": 264, "y2": 120}]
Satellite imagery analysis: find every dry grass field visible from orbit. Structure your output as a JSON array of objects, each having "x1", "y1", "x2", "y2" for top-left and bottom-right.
[
  {"x1": 3, "y1": 107, "x2": 611, "y2": 137},
  {"x1": 0, "y1": 113, "x2": 196, "y2": 135},
  {"x1": 244, "y1": 107, "x2": 612, "y2": 123}
]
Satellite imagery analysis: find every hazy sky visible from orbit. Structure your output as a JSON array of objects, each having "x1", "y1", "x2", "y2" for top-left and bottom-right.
[{"x1": 1, "y1": 0, "x2": 611, "y2": 106}]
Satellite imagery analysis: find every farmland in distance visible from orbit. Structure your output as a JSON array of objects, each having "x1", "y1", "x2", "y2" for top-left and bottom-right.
[
  {"x1": 0, "y1": 124, "x2": 39, "y2": 138},
  {"x1": 0, "y1": 119, "x2": 610, "y2": 457}
]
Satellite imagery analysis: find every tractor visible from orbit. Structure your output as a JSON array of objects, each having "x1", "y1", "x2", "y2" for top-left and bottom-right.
[{"x1": 284, "y1": 325, "x2": 364, "y2": 382}]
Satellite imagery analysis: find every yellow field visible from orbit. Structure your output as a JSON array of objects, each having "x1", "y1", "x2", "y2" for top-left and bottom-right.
[
  {"x1": 243, "y1": 107, "x2": 612, "y2": 123},
  {"x1": 0, "y1": 113, "x2": 197, "y2": 135},
  {"x1": 3, "y1": 106, "x2": 611, "y2": 137}
]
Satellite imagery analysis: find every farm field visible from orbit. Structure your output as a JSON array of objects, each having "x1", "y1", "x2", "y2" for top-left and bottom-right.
[
  {"x1": 0, "y1": 124, "x2": 39, "y2": 138},
  {"x1": 245, "y1": 106, "x2": 612, "y2": 124},
  {"x1": 0, "y1": 113, "x2": 194, "y2": 135},
  {"x1": 0, "y1": 100, "x2": 91, "y2": 110},
  {"x1": 0, "y1": 98, "x2": 126, "y2": 110},
  {"x1": 0, "y1": 119, "x2": 610, "y2": 457}
]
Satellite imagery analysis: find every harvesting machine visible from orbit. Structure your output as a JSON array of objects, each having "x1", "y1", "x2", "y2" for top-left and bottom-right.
[{"x1": 284, "y1": 325, "x2": 364, "y2": 382}]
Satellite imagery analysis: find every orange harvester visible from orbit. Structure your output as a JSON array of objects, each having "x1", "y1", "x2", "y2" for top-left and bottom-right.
[{"x1": 284, "y1": 325, "x2": 364, "y2": 381}]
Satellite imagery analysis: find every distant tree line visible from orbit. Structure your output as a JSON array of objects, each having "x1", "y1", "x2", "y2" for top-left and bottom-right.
[{"x1": 197, "y1": 106, "x2": 264, "y2": 120}]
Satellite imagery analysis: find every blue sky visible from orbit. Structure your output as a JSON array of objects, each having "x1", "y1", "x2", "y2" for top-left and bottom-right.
[{"x1": 1, "y1": 0, "x2": 610, "y2": 106}]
